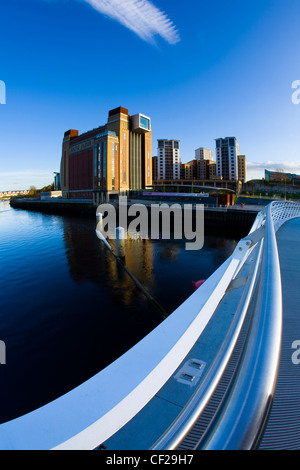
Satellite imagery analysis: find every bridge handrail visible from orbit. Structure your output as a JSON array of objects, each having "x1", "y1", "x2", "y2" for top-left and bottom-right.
[
  {"x1": 201, "y1": 201, "x2": 283, "y2": 449},
  {"x1": 0, "y1": 202, "x2": 299, "y2": 450},
  {"x1": 151, "y1": 238, "x2": 264, "y2": 450},
  {"x1": 271, "y1": 200, "x2": 300, "y2": 230},
  {"x1": 153, "y1": 201, "x2": 300, "y2": 450},
  {"x1": 0, "y1": 235, "x2": 251, "y2": 450}
]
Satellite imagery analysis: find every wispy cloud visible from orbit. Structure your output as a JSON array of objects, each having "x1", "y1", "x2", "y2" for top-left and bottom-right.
[{"x1": 81, "y1": 0, "x2": 180, "y2": 45}]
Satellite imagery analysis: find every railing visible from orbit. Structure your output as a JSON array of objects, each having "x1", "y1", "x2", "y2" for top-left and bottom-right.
[
  {"x1": 153, "y1": 201, "x2": 300, "y2": 450},
  {"x1": 200, "y1": 202, "x2": 282, "y2": 449},
  {"x1": 271, "y1": 201, "x2": 300, "y2": 230},
  {"x1": 0, "y1": 202, "x2": 299, "y2": 450}
]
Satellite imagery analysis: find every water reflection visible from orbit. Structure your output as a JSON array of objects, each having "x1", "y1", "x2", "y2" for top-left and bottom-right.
[
  {"x1": 63, "y1": 218, "x2": 155, "y2": 308},
  {"x1": 62, "y1": 216, "x2": 238, "y2": 316},
  {"x1": 0, "y1": 203, "x2": 238, "y2": 424}
]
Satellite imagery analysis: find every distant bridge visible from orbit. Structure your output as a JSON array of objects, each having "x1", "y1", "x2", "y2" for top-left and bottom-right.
[{"x1": 0, "y1": 201, "x2": 300, "y2": 450}]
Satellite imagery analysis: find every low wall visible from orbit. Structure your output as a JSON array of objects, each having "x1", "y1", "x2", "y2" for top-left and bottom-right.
[
  {"x1": 10, "y1": 198, "x2": 95, "y2": 216},
  {"x1": 10, "y1": 197, "x2": 258, "y2": 238}
]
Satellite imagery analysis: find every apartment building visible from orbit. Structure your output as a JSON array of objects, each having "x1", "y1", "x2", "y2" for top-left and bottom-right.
[
  {"x1": 238, "y1": 155, "x2": 247, "y2": 182},
  {"x1": 157, "y1": 139, "x2": 180, "y2": 180},
  {"x1": 215, "y1": 137, "x2": 239, "y2": 181},
  {"x1": 195, "y1": 147, "x2": 213, "y2": 179}
]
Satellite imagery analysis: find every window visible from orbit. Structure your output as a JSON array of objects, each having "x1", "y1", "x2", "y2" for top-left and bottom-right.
[
  {"x1": 140, "y1": 116, "x2": 150, "y2": 130},
  {"x1": 103, "y1": 142, "x2": 107, "y2": 188},
  {"x1": 112, "y1": 142, "x2": 115, "y2": 190}
]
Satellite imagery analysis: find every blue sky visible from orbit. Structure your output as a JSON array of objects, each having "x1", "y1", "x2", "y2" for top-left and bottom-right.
[{"x1": 1, "y1": 0, "x2": 300, "y2": 190}]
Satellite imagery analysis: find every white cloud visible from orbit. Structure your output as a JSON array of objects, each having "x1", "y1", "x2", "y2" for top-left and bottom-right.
[
  {"x1": 82, "y1": 0, "x2": 180, "y2": 44},
  {"x1": 0, "y1": 169, "x2": 54, "y2": 191}
]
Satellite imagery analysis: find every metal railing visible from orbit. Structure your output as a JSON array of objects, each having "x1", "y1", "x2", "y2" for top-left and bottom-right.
[
  {"x1": 153, "y1": 201, "x2": 300, "y2": 450},
  {"x1": 201, "y1": 202, "x2": 282, "y2": 449},
  {"x1": 0, "y1": 202, "x2": 299, "y2": 450}
]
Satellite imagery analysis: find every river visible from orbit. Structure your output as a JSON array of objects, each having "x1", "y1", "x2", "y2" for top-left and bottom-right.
[{"x1": 0, "y1": 201, "x2": 238, "y2": 424}]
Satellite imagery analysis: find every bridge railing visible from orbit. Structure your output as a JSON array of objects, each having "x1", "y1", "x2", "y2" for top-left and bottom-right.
[
  {"x1": 0, "y1": 202, "x2": 299, "y2": 450},
  {"x1": 0, "y1": 211, "x2": 253, "y2": 450},
  {"x1": 271, "y1": 200, "x2": 300, "y2": 230},
  {"x1": 153, "y1": 201, "x2": 300, "y2": 450},
  {"x1": 196, "y1": 201, "x2": 282, "y2": 449}
]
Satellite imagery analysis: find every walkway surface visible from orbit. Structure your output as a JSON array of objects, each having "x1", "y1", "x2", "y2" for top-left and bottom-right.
[
  {"x1": 104, "y1": 216, "x2": 300, "y2": 450},
  {"x1": 103, "y1": 242, "x2": 260, "y2": 450},
  {"x1": 0, "y1": 209, "x2": 298, "y2": 450},
  {"x1": 259, "y1": 217, "x2": 300, "y2": 449}
]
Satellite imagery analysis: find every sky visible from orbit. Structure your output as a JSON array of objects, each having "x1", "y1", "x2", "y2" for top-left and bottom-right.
[{"x1": 1, "y1": 0, "x2": 300, "y2": 190}]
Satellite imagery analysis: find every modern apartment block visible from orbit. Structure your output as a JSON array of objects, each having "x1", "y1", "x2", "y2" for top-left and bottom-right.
[
  {"x1": 196, "y1": 148, "x2": 217, "y2": 179},
  {"x1": 152, "y1": 156, "x2": 158, "y2": 181},
  {"x1": 215, "y1": 137, "x2": 239, "y2": 181},
  {"x1": 195, "y1": 148, "x2": 213, "y2": 161},
  {"x1": 157, "y1": 139, "x2": 180, "y2": 180},
  {"x1": 181, "y1": 158, "x2": 216, "y2": 181},
  {"x1": 60, "y1": 106, "x2": 152, "y2": 203},
  {"x1": 238, "y1": 155, "x2": 247, "y2": 182}
]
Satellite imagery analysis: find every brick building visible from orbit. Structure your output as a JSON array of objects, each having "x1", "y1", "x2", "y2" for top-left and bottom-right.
[{"x1": 60, "y1": 106, "x2": 152, "y2": 204}]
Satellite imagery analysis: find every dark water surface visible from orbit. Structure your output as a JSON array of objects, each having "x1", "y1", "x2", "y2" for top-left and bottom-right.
[{"x1": 0, "y1": 201, "x2": 238, "y2": 424}]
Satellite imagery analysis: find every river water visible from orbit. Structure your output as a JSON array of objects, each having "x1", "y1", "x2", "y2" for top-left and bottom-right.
[{"x1": 0, "y1": 201, "x2": 238, "y2": 424}]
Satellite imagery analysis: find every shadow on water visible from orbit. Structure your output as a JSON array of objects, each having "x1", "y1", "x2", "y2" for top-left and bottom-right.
[{"x1": 0, "y1": 203, "x2": 239, "y2": 424}]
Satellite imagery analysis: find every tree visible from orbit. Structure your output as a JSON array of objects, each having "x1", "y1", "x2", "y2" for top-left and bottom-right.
[
  {"x1": 41, "y1": 185, "x2": 52, "y2": 192},
  {"x1": 28, "y1": 185, "x2": 40, "y2": 197}
]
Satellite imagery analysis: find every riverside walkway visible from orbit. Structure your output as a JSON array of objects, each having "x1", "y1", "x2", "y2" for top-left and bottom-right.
[{"x1": 0, "y1": 201, "x2": 299, "y2": 450}]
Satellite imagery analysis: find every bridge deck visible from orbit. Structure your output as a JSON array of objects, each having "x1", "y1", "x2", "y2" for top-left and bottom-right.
[
  {"x1": 259, "y1": 216, "x2": 300, "y2": 449},
  {"x1": 102, "y1": 242, "x2": 259, "y2": 450},
  {"x1": 0, "y1": 206, "x2": 298, "y2": 450},
  {"x1": 104, "y1": 216, "x2": 300, "y2": 451}
]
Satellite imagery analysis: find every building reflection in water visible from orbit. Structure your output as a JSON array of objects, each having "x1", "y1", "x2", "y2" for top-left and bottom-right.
[
  {"x1": 63, "y1": 218, "x2": 156, "y2": 308},
  {"x1": 62, "y1": 216, "x2": 238, "y2": 316},
  {"x1": 0, "y1": 208, "x2": 238, "y2": 425}
]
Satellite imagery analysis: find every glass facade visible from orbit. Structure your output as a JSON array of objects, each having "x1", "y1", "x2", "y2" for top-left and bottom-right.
[
  {"x1": 112, "y1": 142, "x2": 115, "y2": 190},
  {"x1": 94, "y1": 143, "x2": 102, "y2": 186},
  {"x1": 98, "y1": 144, "x2": 102, "y2": 181},
  {"x1": 140, "y1": 116, "x2": 150, "y2": 130},
  {"x1": 94, "y1": 145, "x2": 98, "y2": 178},
  {"x1": 103, "y1": 141, "x2": 107, "y2": 189}
]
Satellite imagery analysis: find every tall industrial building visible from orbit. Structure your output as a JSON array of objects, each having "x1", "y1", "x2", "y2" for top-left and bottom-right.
[
  {"x1": 60, "y1": 107, "x2": 152, "y2": 203},
  {"x1": 215, "y1": 137, "x2": 239, "y2": 181},
  {"x1": 157, "y1": 139, "x2": 180, "y2": 180}
]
